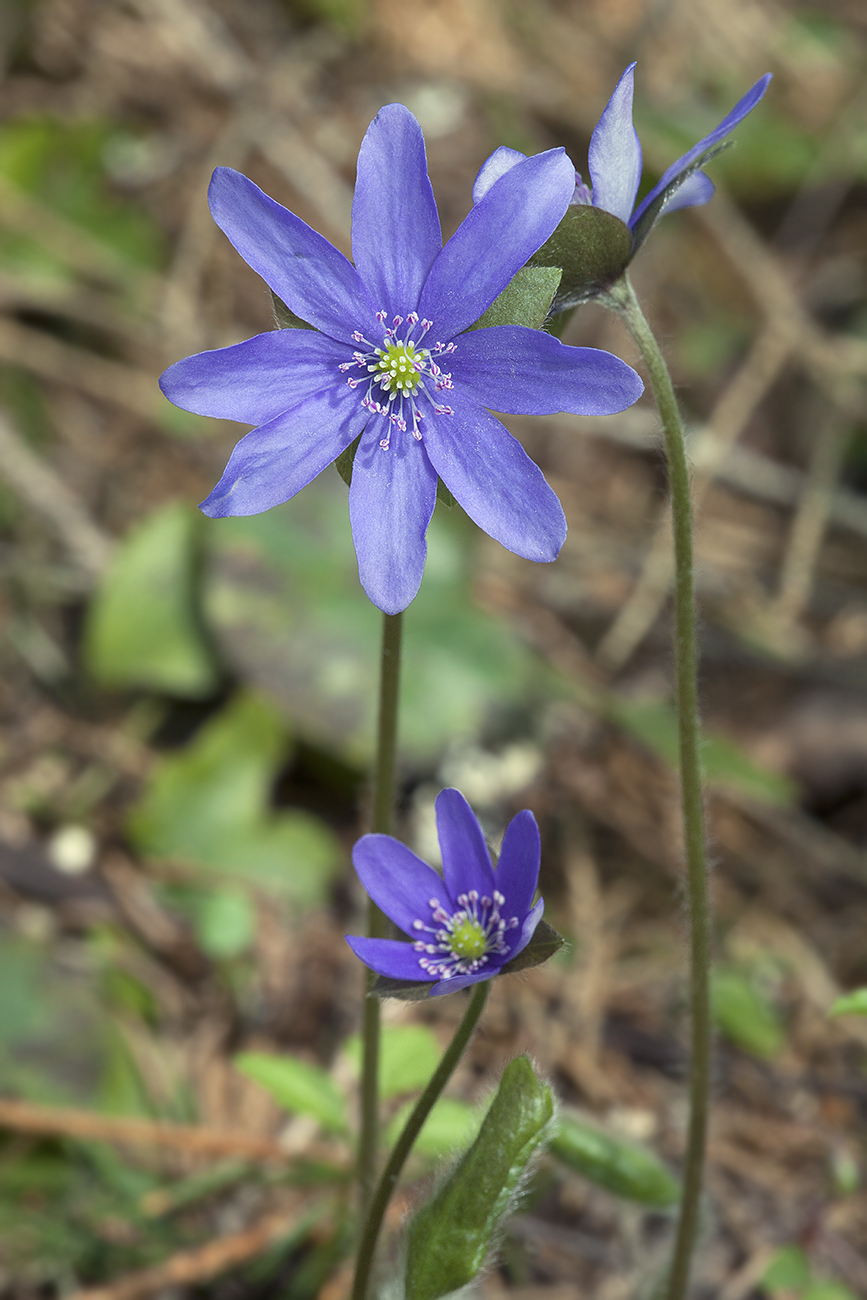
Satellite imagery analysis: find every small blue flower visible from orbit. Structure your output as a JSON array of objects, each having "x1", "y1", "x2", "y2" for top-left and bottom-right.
[
  {"x1": 346, "y1": 788, "x2": 543, "y2": 997},
  {"x1": 160, "y1": 104, "x2": 643, "y2": 616},
  {"x1": 473, "y1": 66, "x2": 771, "y2": 255}
]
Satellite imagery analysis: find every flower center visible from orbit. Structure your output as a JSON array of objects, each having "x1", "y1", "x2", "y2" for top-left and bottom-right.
[
  {"x1": 339, "y1": 311, "x2": 456, "y2": 450},
  {"x1": 375, "y1": 340, "x2": 426, "y2": 396},
  {"x1": 411, "y1": 889, "x2": 520, "y2": 981}
]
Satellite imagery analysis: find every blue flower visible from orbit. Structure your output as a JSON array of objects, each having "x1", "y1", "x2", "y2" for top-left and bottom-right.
[
  {"x1": 160, "y1": 104, "x2": 643, "y2": 615},
  {"x1": 346, "y1": 788, "x2": 543, "y2": 997},
  {"x1": 473, "y1": 66, "x2": 771, "y2": 255}
]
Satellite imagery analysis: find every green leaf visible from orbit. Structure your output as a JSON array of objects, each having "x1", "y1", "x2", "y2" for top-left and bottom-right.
[
  {"x1": 405, "y1": 1056, "x2": 554, "y2": 1300},
  {"x1": 270, "y1": 290, "x2": 316, "y2": 331},
  {"x1": 761, "y1": 1245, "x2": 812, "y2": 1293},
  {"x1": 529, "y1": 205, "x2": 632, "y2": 310},
  {"x1": 387, "y1": 1097, "x2": 481, "y2": 1160},
  {"x1": 234, "y1": 1052, "x2": 348, "y2": 1133},
  {"x1": 468, "y1": 265, "x2": 562, "y2": 331},
  {"x1": 549, "y1": 1112, "x2": 679, "y2": 1207},
  {"x1": 127, "y1": 691, "x2": 340, "y2": 905},
  {"x1": 610, "y1": 696, "x2": 796, "y2": 806},
  {"x1": 712, "y1": 967, "x2": 786, "y2": 1059},
  {"x1": 204, "y1": 480, "x2": 548, "y2": 765},
  {"x1": 190, "y1": 885, "x2": 255, "y2": 959},
  {"x1": 500, "y1": 919, "x2": 564, "y2": 975},
  {"x1": 343, "y1": 1024, "x2": 442, "y2": 1098},
  {"x1": 829, "y1": 988, "x2": 867, "y2": 1018},
  {"x1": 85, "y1": 502, "x2": 219, "y2": 698},
  {"x1": 802, "y1": 1283, "x2": 860, "y2": 1300}
]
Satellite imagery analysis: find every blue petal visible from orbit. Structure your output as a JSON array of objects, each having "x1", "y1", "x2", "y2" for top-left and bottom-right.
[
  {"x1": 351, "y1": 104, "x2": 442, "y2": 320},
  {"x1": 588, "y1": 63, "x2": 642, "y2": 224},
  {"x1": 208, "y1": 168, "x2": 379, "y2": 344},
  {"x1": 508, "y1": 896, "x2": 545, "y2": 964},
  {"x1": 435, "y1": 789, "x2": 495, "y2": 905},
  {"x1": 493, "y1": 809, "x2": 540, "y2": 922},
  {"x1": 471, "y1": 146, "x2": 527, "y2": 205},
  {"x1": 631, "y1": 74, "x2": 772, "y2": 230},
  {"x1": 352, "y1": 833, "x2": 446, "y2": 938},
  {"x1": 199, "y1": 385, "x2": 365, "y2": 517},
  {"x1": 418, "y1": 148, "x2": 575, "y2": 340},
  {"x1": 345, "y1": 935, "x2": 428, "y2": 981},
  {"x1": 422, "y1": 393, "x2": 566, "y2": 563},
  {"x1": 450, "y1": 327, "x2": 644, "y2": 415},
  {"x1": 160, "y1": 330, "x2": 348, "y2": 425},
  {"x1": 662, "y1": 171, "x2": 715, "y2": 214},
  {"x1": 348, "y1": 419, "x2": 438, "y2": 614}
]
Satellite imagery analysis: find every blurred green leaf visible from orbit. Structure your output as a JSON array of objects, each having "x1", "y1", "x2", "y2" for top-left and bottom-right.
[
  {"x1": 802, "y1": 1283, "x2": 860, "y2": 1300},
  {"x1": 712, "y1": 966, "x2": 786, "y2": 1058},
  {"x1": 762, "y1": 1245, "x2": 812, "y2": 1293},
  {"x1": 550, "y1": 1112, "x2": 679, "y2": 1207},
  {"x1": 204, "y1": 478, "x2": 547, "y2": 764},
  {"x1": 85, "y1": 502, "x2": 220, "y2": 698},
  {"x1": 343, "y1": 1023, "x2": 442, "y2": 1099},
  {"x1": 829, "y1": 988, "x2": 867, "y2": 1018},
  {"x1": 0, "y1": 117, "x2": 164, "y2": 271},
  {"x1": 127, "y1": 691, "x2": 340, "y2": 905},
  {"x1": 405, "y1": 1056, "x2": 554, "y2": 1300},
  {"x1": 235, "y1": 1052, "x2": 347, "y2": 1133},
  {"x1": 386, "y1": 1097, "x2": 481, "y2": 1160},
  {"x1": 190, "y1": 885, "x2": 255, "y2": 959},
  {"x1": 611, "y1": 697, "x2": 796, "y2": 805}
]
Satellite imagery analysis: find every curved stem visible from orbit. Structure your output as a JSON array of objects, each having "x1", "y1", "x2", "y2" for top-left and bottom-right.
[
  {"x1": 603, "y1": 276, "x2": 711, "y2": 1300},
  {"x1": 352, "y1": 979, "x2": 490, "y2": 1300},
  {"x1": 358, "y1": 611, "x2": 404, "y2": 1222}
]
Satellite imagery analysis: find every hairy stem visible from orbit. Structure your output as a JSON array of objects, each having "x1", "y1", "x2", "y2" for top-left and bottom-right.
[
  {"x1": 352, "y1": 979, "x2": 491, "y2": 1300},
  {"x1": 358, "y1": 611, "x2": 404, "y2": 1222},
  {"x1": 604, "y1": 276, "x2": 711, "y2": 1300}
]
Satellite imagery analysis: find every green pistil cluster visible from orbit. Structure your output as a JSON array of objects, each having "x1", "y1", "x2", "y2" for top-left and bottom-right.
[
  {"x1": 449, "y1": 919, "x2": 489, "y2": 961},
  {"x1": 375, "y1": 340, "x2": 426, "y2": 396}
]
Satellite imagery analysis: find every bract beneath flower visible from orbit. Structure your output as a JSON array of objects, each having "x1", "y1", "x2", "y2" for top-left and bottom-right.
[
  {"x1": 346, "y1": 788, "x2": 547, "y2": 997},
  {"x1": 159, "y1": 103, "x2": 644, "y2": 615},
  {"x1": 473, "y1": 66, "x2": 771, "y2": 305}
]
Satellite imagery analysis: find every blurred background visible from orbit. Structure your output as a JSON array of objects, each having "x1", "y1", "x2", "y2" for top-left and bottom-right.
[{"x1": 1, "y1": 1, "x2": 866, "y2": 1297}]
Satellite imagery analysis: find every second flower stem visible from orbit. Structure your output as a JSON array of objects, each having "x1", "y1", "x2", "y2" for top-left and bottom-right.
[
  {"x1": 358, "y1": 610, "x2": 403, "y2": 1221},
  {"x1": 352, "y1": 979, "x2": 491, "y2": 1300},
  {"x1": 605, "y1": 276, "x2": 711, "y2": 1300}
]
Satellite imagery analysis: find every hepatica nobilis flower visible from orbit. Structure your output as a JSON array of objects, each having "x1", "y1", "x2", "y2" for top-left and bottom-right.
[
  {"x1": 474, "y1": 66, "x2": 771, "y2": 285},
  {"x1": 346, "y1": 788, "x2": 543, "y2": 996},
  {"x1": 160, "y1": 104, "x2": 644, "y2": 615}
]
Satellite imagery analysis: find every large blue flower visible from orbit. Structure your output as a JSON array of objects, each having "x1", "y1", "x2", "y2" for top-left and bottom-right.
[
  {"x1": 473, "y1": 66, "x2": 771, "y2": 255},
  {"x1": 346, "y1": 788, "x2": 543, "y2": 997},
  {"x1": 160, "y1": 104, "x2": 643, "y2": 615}
]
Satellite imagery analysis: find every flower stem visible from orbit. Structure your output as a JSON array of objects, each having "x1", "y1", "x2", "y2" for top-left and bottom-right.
[
  {"x1": 352, "y1": 979, "x2": 491, "y2": 1300},
  {"x1": 603, "y1": 275, "x2": 711, "y2": 1300},
  {"x1": 358, "y1": 611, "x2": 404, "y2": 1222}
]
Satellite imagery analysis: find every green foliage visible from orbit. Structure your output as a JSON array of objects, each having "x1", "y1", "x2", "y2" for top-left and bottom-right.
[
  {"x1": 549, "y1": 1112, "x2": 679, "y2": 1207},
  {"x1": 712, "y1": 966, "x2": 786, "y2": 1058},
  {"x1": 386, "y1": 1097, "x2": 481, "y2": 1160},
  {"x1": 127, "y1": 691, "x2": 340, "y2": 905},
  {"x1": 188, "y1": 885, "x2": 256, "y2": 959},
  {"x1": 829, "y1": 988, "x2": 867, "y2": 1017},
  {"x1": 343, "y1": 1023, "x2": 442, "y2": 1098},
  {"x1": 761, "y1": 1246, "x2": 859, "y2": 1300},
  {"x1": 0, "y1": 116, "x2": 164, "y2": 279},
  {"x1": 611, "y1": 696, "x2": 796, "y2": 805},
  {"x1": 204, "y1": 479, "x2": 547, "y2": 764},
  {"x1": 85, "y1": 503, "x2": 220, "y2": 698},
  {"x1": 529, "y1": 205, "x2": 632, "y2": 309},
  {"x1": 469, "y1": 265, "x2": 562, "y2": 331},
  {"x1": 235, "y1": 1051, "x2": 348, "y2": 1133},
  {"x1": 404, "y1": 1056, "x2": 554, "y2": 1300}
]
